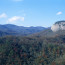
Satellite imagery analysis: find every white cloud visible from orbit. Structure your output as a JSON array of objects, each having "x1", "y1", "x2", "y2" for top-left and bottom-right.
[
  {"x1": 12, "y1": 0, "x2": 23, "y2": 2},
  {"x1": 56, "y1": 12, "x2": 62, "y2": 15},
  {"x1": 0, "y1": 13, "x2": 7, "y2": 18},
  {"x1": 7, "y1": 16, "x2": 24, "y2": 23}
]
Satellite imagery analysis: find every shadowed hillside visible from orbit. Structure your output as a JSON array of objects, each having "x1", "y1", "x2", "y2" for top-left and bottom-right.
[{"x1": 0, "y1": 24, "x2": 47, "y2": 36}]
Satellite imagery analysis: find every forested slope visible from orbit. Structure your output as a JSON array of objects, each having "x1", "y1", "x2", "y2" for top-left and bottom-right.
[
  {"x1": 0, "y1": 36, "x2": 65, "y2": 65},
  {"x1": 0, "y1": 24, "x2": 46, "y2": 36}
]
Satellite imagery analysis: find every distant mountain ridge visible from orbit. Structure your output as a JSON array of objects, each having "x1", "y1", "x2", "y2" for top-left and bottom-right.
[
  {"x1": 31, "y1": 21, "x2": 65, "y2": 37},
  {"x1": 0, "y1": 24, "x2": 47, "y2": 36}
]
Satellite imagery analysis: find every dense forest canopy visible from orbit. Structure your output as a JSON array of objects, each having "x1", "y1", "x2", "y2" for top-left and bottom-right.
[
  {"x1": 0, "y1": 21, "x2": 65, "y2": 65},
  {"x1": 0, "y1": 35, "x2": 65, "y2": 65}
]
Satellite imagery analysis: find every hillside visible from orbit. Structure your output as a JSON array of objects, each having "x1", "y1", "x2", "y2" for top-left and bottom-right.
[
  {"x1": 0, "y1": 21, "x2": 65, "y2": 65},
  {"x1": 30, "y1": 28, "x2": 65, "y2": 38},
  {"x1": 0, "y1": 24, "x2": 47, "y2": 36},
  {"x1": 0, "y1": 35, "x2": 65, "y2": 65},
  {"x1": 30, "y1": 21, "x2": 65, "y2": 37}
]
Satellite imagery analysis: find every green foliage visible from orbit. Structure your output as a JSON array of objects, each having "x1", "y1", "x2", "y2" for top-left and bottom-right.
[{"x1": 0, "y1": 36, "x2": 65, "y2": 65}]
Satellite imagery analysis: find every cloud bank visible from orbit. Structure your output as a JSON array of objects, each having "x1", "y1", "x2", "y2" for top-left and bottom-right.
[{"x1": 51, "y1": 21, "x2": 65, "y2": 32}]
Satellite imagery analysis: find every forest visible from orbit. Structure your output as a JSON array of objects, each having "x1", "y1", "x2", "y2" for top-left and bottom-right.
[
  {"x1": 0, "y1": 35, "x2": 65, "y2": 65},
  {"x1": 0, "y1": 0, "x2": 65, "y2": 65}
]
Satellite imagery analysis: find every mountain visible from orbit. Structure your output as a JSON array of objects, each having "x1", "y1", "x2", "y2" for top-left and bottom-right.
[
  {"x1": 51, "y1": 21, "x2": 65, "y2": 32},
  {"x1": 0, "y1": 24, "x2": 47, "y2": 36},
  {"x1": 0, "y1": 21, "x2": 65, "y2": 65},
  {"x1": 31, "y1": 21, "x2": 65, "y2": 37},
  {"x1": 30, "y1": 28, "x2": 65, "y2": 37}
]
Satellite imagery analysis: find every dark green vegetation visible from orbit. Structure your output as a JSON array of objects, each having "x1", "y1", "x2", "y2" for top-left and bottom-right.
[
  {"x1": 0, "y1": 24, "x2": 47, "y2": 36},
  {"x1": 0, "y1": 35, "x2": 65, "y2": 65},
  {"x1": 0, "y1": 21, "x2": 65, "y2": 65}
]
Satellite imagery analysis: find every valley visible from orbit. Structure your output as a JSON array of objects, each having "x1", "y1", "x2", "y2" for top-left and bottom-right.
[{"x1": 0, "y1": 21, "x2": 65, "y2": 65}]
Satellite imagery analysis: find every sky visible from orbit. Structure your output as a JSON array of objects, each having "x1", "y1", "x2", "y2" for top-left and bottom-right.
[{"x1": 0, "y1": 0, "x2": 65, "y2": 27}]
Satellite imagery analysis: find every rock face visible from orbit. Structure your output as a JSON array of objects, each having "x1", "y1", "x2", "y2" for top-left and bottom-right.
[{"x1": 51, "y1": 21, "x2": 65, "y2": 32}]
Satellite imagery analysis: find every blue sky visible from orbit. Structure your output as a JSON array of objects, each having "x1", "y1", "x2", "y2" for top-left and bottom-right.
[{"x1": 0, "y1": 0, "x2": 65, "y2": 27}]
